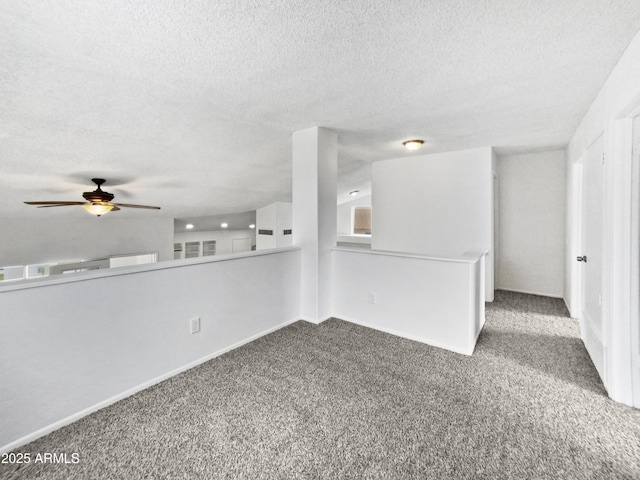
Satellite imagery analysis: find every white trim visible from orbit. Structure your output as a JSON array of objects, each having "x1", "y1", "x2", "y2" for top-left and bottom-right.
[
  {"x1": 0, "y1": 316, "x2": 301, "y2": 454},
  {"x1": 334, "y1": 315, "x2": 475, "y2": 356},
  {"x1": 299, "y1": 315, "x2": 333, "y2": 325},
  {"x1": 496, "y1": 287, "x2": 564, "y2": 299},
  {"x1": 332, "y1": 246, "x2": 486, "y2": 264},
  {"x1": 492, "y1": 170, "x2": 499, "y2": 304},
  {"x1": 570, "y1": 159, "x2": 585, "y2": 318},
  {"x1": 583, "y1": 320, "x2": 606, "y2": 383},
  {"x1": 599, "y1": 98, "x2": 640, "y2": 406},
  {"x1": 583, "y1": 310, "x2": 604, "y2": 345},
  {"x1": 630, "y1": 116, "x2": 640, "y2": 408}
]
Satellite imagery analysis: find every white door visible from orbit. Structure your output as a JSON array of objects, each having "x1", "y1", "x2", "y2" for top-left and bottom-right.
[
  {"x1": 632, "y1": 116, "x2": 640, "y2": 407},
  {"x1": 580, "y1": 134, "x2": 604, "y2": 377},
  {"x1": 232, "y1": 238, "x2": 251, "y2": 253}
]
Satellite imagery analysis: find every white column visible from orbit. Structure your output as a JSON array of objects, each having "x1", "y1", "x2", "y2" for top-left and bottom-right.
[{"x1": 292, "y1": 126, "x2": 337, "y2": 323}]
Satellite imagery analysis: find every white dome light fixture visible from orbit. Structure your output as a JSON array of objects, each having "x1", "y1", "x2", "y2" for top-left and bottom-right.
[
  {"x1": 349, "y1": 190, "x2": 359, "y2": 197},
  {"x1": 221, "y1": 223, "x2": 228, "y2": 228},
  {"x1": 83, "y1": 203, "x2": 114, "y2": 217},
  {"x1": 186, "y1": 224, "x2": 194, "y2": 229},
  {"x1": 249, "y1": 224, "x2": 255, "y2": 229},
  {"x1": 402, "y1": 139, "x2": 424, "y2": 151}
]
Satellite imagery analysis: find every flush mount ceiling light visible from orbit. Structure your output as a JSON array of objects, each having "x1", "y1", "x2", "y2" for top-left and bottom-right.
[
  {"x1": 249, "y1": 224, "x2": 255, "y2": 229},
  {"x1": 221, "y1": 223, "x2": 228, "y2": 228},
  {"x1": 349, "y1": 190, "x2": 359, "y2": 197},
  {"x1": 402, "y1": 139, "x2": 424, "y2": 151},
  {"x1": 186, "y1": 224, "x2": 194, "y2": 229}
]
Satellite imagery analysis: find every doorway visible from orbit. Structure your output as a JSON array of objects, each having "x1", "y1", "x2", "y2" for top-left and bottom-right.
[{"x1": 232, "y1": 238, "x2": 252, "y2": 253}]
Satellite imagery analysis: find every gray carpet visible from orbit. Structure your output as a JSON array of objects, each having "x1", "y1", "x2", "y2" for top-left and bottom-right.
[{"x1": 2, "y1": 290, "x2": 639, "y2": 479}]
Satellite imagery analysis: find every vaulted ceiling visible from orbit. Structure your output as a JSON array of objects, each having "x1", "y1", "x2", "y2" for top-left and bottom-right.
[{"x1": 2, "y1": 0, "x2": 640, "y2": 221}]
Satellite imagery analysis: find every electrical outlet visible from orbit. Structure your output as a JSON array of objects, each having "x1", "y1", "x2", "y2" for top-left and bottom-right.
[
  {"x1": 368, "y1": 292, "x2": 377, "y2": 304},
  {"x1": 190, "y1": 317, "x2": 201, "y2": 334}
]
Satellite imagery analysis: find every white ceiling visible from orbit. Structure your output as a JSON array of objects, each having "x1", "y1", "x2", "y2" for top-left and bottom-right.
[{"x1": 1, "y1": 0, "x2": 640, "y2": 220}]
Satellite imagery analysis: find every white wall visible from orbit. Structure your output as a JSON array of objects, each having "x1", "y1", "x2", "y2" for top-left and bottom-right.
[
  {"x1": 256, "y1": 202, "x2": 292, "y2": 250},
  {"x1": 566, "y1": 28, "x2": 640, "y2": 314},
  {"x1": 292, "y1": 127, "x2": 337, "y2": 323},
  {"x1": 337, "y1": 194, "x2": 371, "y2": 235},
  {"x1": 565, "y1": 28, "x2": 640, "y2": 406},
  {"x1": 277, "y1": 202, "x2": 293, "y2": 248},
  {"x1": 256, "y1": 202, "x2": 277, "y2": 250},
  {"x1": 332, "y1": 248, "x2": 485, "y2": 355},
  {"x1": 174, "y1": 229, "x2": 256, "y2": 256},
  {"x1": 0, "y1": 248, "x2": 301, "y2": 452},
  {"x1": 0, "y1": 216, "x2": 174, "y2": 267},
  {"x1": 497, "y1": 150, "x2": 566, "y2": 297},
  {"x1": 372, "y1": 147, "x2": 494, "y2": 300}
]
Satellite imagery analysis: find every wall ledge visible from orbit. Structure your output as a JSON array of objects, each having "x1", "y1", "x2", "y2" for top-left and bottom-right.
[
  {"x1": 0, "y1": 246, "x2": 301, "y2": 293},
  {"x1": 332, "y1": 246, "x2": 487, "y2": 264}
]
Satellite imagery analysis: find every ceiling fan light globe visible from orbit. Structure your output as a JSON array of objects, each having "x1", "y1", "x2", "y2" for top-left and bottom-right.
[{"x1": 83, "y1": 203, "x2": 114, "y2": 217}]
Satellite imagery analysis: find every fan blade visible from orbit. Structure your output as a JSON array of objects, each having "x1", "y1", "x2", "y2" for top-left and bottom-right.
[
  {"x1": 111, "y1": 206, "x2": 121, "y2": 211},
  {"x1": 112, "y1": 203, "x2": 161, "y2": 210},
  {"x1": 38, "y1": 204, "x2": 87, "y2": 208},
  {"x1": 25, "y1": 201, "x2": 86, "y2": 205}
]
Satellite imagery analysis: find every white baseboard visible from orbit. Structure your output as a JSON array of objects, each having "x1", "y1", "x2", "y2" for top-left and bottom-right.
[
  {"x1": 299, "y1": 315, "x2": 332, "y2": 325},
  {"x1": 334, "y1": 315, "x2": 474, "y2": 356},
  {"x1": 0, "y1": 317, "x2": 300, "y2": 455},
  {"x1": 497, "y1": 287, "x2": 564, "y2": 299},
  {"x1": 581, "y1": 316, "x2": 606, "y2": 378},
  {"x1": 471, "y1": 317, "x2": 486, "y2": 355},
  {"x1": 563, "y1": 297, "x2": 575, "y2": 317}
]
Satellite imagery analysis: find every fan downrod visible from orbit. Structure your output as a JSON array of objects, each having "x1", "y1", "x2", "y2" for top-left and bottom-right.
[{"x1": 91, "y1": 178, "x2": 106, "y2": 189}]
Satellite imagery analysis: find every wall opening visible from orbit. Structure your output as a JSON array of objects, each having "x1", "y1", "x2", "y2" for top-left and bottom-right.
[{"x1": 353, "y1": 206, "x2": 372, "y2": 235}]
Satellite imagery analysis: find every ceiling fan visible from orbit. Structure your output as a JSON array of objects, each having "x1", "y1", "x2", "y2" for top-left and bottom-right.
[{"x1": 24, "y1": 178, "x2": 161, "y2": 217}]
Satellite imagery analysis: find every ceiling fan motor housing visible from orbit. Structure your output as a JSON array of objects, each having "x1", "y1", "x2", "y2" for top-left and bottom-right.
[
  {"x1": 83, "y1": 178, "x2": 114, "y2": 203},
  {"x1": 82, "y1": 190, "x2": 114, "y2": 203}
]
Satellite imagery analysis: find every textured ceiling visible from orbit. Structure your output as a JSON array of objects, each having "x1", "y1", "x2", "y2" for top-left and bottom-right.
[{"x1": 1, "y1": 0, "x2": 640, "y2": 220}]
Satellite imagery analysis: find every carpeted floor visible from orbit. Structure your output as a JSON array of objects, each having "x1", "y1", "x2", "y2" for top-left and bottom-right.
[{"x1": 2, "y1": 290, "x2": 639, "y2": 479}]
